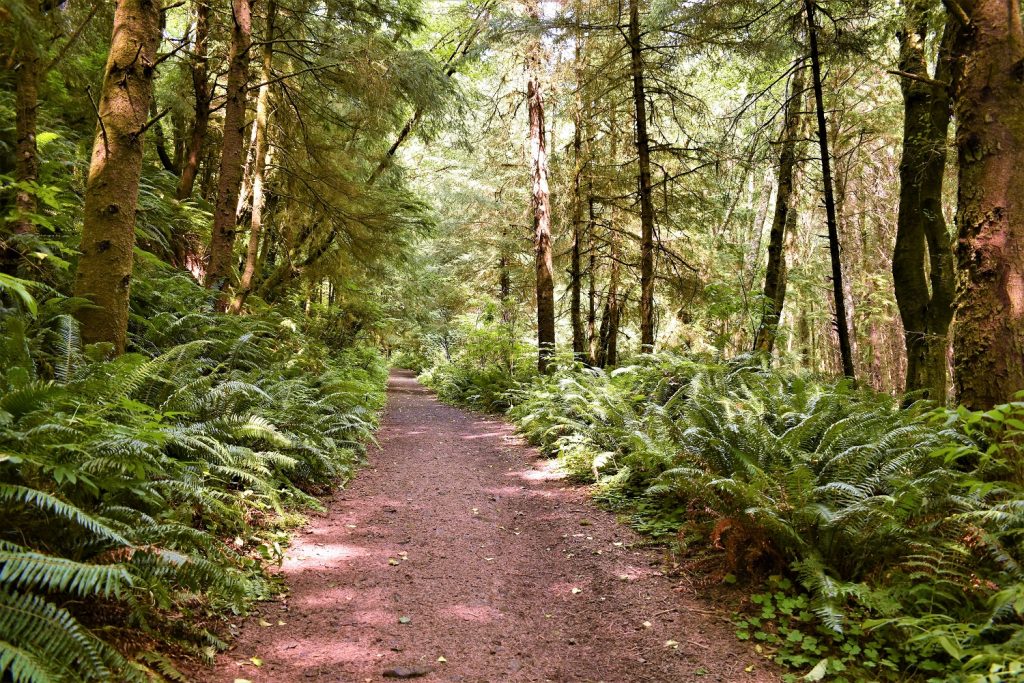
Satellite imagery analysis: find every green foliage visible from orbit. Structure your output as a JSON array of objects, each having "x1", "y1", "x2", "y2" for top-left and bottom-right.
[
  {"x1": 734, "y1": 575, "x2": 944, "y2": 682},
  {"x1": 0, "y1": 268, "x2": 387, "y2": 681}
]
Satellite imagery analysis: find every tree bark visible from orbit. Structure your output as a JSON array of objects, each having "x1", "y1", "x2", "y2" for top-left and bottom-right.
[
  {"x1": 526, "y1": 0, "x2": 556, "y2": 373},
  {"x1": 570, "y1": 33, "x2": 587, "y2": 360},
  {"x1": 176, "y1": 0, "x2": 211, "y2": 201},
  {"x1": 229, "y1": 0, "x2": 276, "y2": 314},
  {"x1": 804, "y1": 0, "x2": 855, "y2": 379},
  {"x1": 893, "y1": 0, "x2": 955, "y2": 401},
  {"x1": 753, "y1": 61, "x2": 805, "y2": 355},
  {"x1": 205, "y1": 0, "x2": 252, "y2": 305},
  {"x1": 629, "y1": 0, "x2": 656, "y2": 353},
  {"x1": 596, "y1": 226, "x2": 622, "y2": 368},
  {"x1": 587, "y1": 193, "x2": 598, "y2": 364},
  {"x1": 73, "y1": 0, "x2": 161, "y2": 354},
  {"x1": 11, "y1": 0, "x2": 40, "y2": 237},
  {"x1": 951, "y1": 0, "x2": 1024, "y2": 408}
]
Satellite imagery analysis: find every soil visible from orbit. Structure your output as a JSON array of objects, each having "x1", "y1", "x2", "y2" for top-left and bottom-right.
[{"x1": 204, "y1": 370, "x2": 778, "y2": 683}]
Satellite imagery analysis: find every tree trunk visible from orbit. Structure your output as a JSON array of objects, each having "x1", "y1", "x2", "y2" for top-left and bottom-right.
[
  {"x1": 11, "y1": 0, "x2": 40, "y2": 238},
  {"x1": 753, "y1": 61, "x2": 805, "y2": 355},
  {"x1": 629, "y1": 0, "x2": 656, "y2": 353},
  {"x1": 73, "y1": 0, "x2": 161, "y2": 355},
  {"x1": 596, "y1": 227, "x2": 622, "y2": 368},
  {"x1": 205, "y1": 0, "x2": 252, "y2": 303},
  {"x1": 951, "y1": 0, "x2": 1024, "y2": 409},
  {"x1": 176, "y1": 0, "x2": 211, "y2": 201},
  {"x1": 229, "y1": 0, "x2": 276, "y2": 314},
  {"x1": 499, "y1": 254, "x2": 511, "y2": 309},
  {"x1": 804, "y1": 0, "x2": 855, "y2": 379},
  {"x1": 570, "y1": 36, "x2": 586, "y2": 360},
  {"x1": 893, "y1": 0, "x2": 955, "y2": 401},
  {"x1": 606, "y1": 291, "x2": 622, "y2": 367},
  {"x1": 587, "y1": 195, "x2": 598, "y2": 364},
  {"x1": 526, "y1": 0, "x2": 556, "y2": 373}
]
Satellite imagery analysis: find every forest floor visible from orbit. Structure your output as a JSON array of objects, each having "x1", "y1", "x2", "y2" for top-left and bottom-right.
[{"x1": 206, "y1": 370, "x2": 777, "y2": 683}]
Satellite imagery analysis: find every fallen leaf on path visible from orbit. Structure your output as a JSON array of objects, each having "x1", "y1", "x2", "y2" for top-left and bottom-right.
[
  {"x1": 249, "y1": 657, "x2": 263, "y2": 667},
  {"x1": 388, "y1": 558, "x2": 400, "y2": 566},
  {"x1": 804, "y1": 659, "x2": 829, "y2": 681},
  {"x1": 571, "y1": 587, "x2": 582, "y2": 594},
  {"x1": 398, "y1": 616, "x2": 411, "y2": 624},
  {"x1": 234, "y1": 679, "x2": 252, "y2": 683},
  {"x1": 258, "y1": 619, "x2": 272, "y2": 627},
  {"x1": 664, "y1": 640, "x2": 679, "y2": 649},
  {"x1": 277, "y1": 620, "x2": 286, "y2": 626},
  {"x1": 437, "y1": 656, "x2": 447, "y2": 663},
  {"x1": 642, "y1": 621, "x2": 652, "y2": 629}
]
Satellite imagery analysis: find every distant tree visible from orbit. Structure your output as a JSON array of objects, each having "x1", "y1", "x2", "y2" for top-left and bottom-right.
[
  {"x1": 754, "y1": 60, "x2": 805, "y2": 356},
  {"x1": 629, "y1": 0, "x2": 657, "y2": 353},
  {"x1": 206, "y1": 0, "x2": 252, "y2": 306},
  {"x1": 526, "y1": 0, "x2": 556, "y2": 372},
  {"x1": 805, "y1": 0, "x2": 855, "y2": 378}
]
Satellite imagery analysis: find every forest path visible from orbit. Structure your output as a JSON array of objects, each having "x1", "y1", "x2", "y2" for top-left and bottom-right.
[{"x1": 211, "y1": 370, "x2": 775, "y2": 683}]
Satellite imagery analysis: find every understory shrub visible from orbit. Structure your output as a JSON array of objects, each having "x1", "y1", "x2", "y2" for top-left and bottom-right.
[
  {"x1": 0, "y1": 266, "x2": 387, "y2": 681},
  {"x1": 419, "y1": 318, "x2": 537, "y2": 411}
]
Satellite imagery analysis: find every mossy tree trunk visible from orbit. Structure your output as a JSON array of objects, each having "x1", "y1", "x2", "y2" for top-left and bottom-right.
[
  {"x1": 205, "y1": 0, "x2": 252, "y2": 305},
  {"x1": 11, "y1": 0, "x2": 40, "y2": 239},
  {"x1": 893, "y1": 0, "x2": 955, "y2": 401},
  {"x1": 73, "y1": 0, "x2": 162, "y2": 354},
  {"x1": 175, "y1": 0, "x2": 211, "y2": 201}
]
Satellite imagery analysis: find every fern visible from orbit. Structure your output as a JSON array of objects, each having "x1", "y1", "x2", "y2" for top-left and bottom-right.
[
  {"x1": 0, "y1": 552, "x2": 131, "y2": 598},
  {"x1": 491, "y1": 352, "x2": 1024, "y2": 680},
  {"x1": 1, "y1": 273, "x2": 387, "y2": 680}
]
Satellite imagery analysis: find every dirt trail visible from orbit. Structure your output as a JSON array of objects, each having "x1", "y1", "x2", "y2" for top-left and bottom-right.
[{"x1": 209, "y1": 370, "x2": 776, "y2": 683}]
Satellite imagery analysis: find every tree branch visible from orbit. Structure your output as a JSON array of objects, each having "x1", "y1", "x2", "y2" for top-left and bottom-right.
[
  {"x1": 247, "y1": 62, "x2": 342, "y2": 91},
  {"x1": 85, "y1": 85, "x2": 108, "y2": 156},
  {"x1": 133, "y1": 107, "x2": 172, "y2": 141},
  {"x1": 887, "y1": 69, "x2": 948, "y2": 89},
  {"x1": 942, "y1": 0, "x2": 970, "y2": 25},
  {"x1": 44, "y1": 1, "x2": 101, "y2": 73}
]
